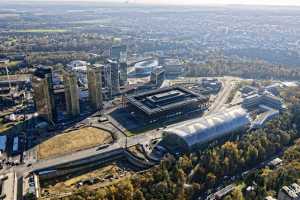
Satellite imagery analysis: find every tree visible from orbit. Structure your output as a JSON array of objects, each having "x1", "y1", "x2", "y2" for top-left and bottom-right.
[
  {"x1": 224, "y1": 195, "x2": 233, "y2": 200},
  {"x1": 115, "y1": 179, "x2": 134, "y2": 200},
  {"x1": 133, "y1": 189, "x2": 145, "y2": 200},
  {"x1": 246, "y1": 146, "x2": 259, "y2": 165},
  {"x1": 231, "y1": 188, "x2": 245, "y2": 200},
  {"x1": 280, "y1": 132, "x2": 291, "y2": 146},
  {"x1": 206, "y1": 173, "x2": 216, "y2": 187}
]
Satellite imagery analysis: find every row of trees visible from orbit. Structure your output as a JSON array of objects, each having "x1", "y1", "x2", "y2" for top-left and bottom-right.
[
  {"x1": 186, "y1": 58, "x2": 300, "y2": 80},
  {"x1": 0, "y1": 33, "x2": 112, "y2": 54}
]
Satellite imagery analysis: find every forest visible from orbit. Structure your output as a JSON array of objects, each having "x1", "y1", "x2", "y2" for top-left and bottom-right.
[{"x1": 186, "y1": 58, "x2": 300, "y2": 80}]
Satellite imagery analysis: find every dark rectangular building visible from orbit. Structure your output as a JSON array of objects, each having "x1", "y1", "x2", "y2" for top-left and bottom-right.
[{"x1": 126, "y1": 86, "x2": 208, "y2": 123}]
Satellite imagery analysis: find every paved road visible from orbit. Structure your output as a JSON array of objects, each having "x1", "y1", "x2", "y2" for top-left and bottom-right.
[
  {"x1": 16, "y1": 142, "x2": 121, "y2": 175},
  {"x1": 13, "y1": 128, "x2": 162, "y2": 176},
  {"x1": 205, "y1": 77, "x2": 238, "y2": 116}
]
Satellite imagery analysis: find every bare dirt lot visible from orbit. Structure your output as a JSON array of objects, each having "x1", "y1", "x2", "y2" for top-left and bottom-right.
[
  {"x1": 38, "y1": 127, "x2": 113, "y2": 160},
  {"x1": 40, "y1": 162, "x2": 133, "y2": 199}
]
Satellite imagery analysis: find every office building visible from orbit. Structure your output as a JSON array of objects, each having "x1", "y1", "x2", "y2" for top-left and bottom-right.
[
  {"x1": 102, "y1": 64, "x2": 112, "y2": 99},
  {"x1": 119, "y1": 62, "x2": 128, "y2": 86},
  {"x1": 202, "y1": 78, "x2": 222, "y2": 92},
  {"x1": 150, "y1": 66, "x2": 165, "y2": 86},
  {"x1": 108, "y1": 60, "x2": 120, "y2": 96},
  {"x1": 158, "y1": 56, "x2": 166, "y2": 66},
  {"x1": 163, "y1": 58, "x2": 184, "y2": 77},
  {"x1": 240, "y1": 86, "x2": 258, "y2": 95},
  {"x1": 110, "y1": 45, "x2": 127, "y2": 62},
  {"x1": 242, "y1": 93, "x2": 285, "y2": 110},
  {"x1": 126, "y1": 86, "x2": 208, "y2": 123},
  {"x1": 63, "y1": 70, "x2": 80, "y2": 117},
  {"x1": 32, "y1": 66, "x2": 57, "y2": 123},
  {"x1": 87, "y1": 64, "x2": 103, "y2": 110}
]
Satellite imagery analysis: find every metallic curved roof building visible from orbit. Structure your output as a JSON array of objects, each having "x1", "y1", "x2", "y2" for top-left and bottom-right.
[
  {"x1": 134, "y1": 59, "x2": 159, "y2": 76},
  {"x1": 163, "y1": 106, "x2": 251, "y2": 151}
]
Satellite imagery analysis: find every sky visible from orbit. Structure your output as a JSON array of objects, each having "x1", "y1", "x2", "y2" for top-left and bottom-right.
[
  {"x1": 10, "y1": 0, "x2": 300, "y2": 6},
  {"x1": 134, "y1": 0, "x2": 300, "y2": 6}
]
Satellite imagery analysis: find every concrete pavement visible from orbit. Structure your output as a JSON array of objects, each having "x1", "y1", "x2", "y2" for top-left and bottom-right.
[{"x1": 205, "y1": 77, "x2": 238, "y2": 115}]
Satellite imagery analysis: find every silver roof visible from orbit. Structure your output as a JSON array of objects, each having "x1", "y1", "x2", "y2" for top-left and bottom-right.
[{"x1": 164, "y1": 106, "x2": 251, "y2": 148}]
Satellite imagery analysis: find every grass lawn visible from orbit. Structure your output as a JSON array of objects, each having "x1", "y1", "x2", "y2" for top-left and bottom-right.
[
  {"x1": 7, "y1": 61, "x2": 21, "y2": 67},
  {"x1": 0, "y1": 61, "x2": 21, "y2": 69},
  {"x1": 38, "y1": 127, "x2": 113, "y2": 160},
  {"x1": 0, "y1": 122, "x2": 19, "y2": 134}
]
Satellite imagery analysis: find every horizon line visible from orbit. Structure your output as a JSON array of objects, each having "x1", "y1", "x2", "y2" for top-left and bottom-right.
[{"x1": 2, "y1": 0, "x2": 300, "y2": 7}]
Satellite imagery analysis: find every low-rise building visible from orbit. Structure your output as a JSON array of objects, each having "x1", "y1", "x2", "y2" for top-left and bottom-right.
[
  {"x1": 251, "y1": 105, "x2": 280, "y2": 129},
  {"x1": 242, "y1": 94, "x2": 262, "y2": 109},
  {"x1": 262, "y1": 94, "x2": 285, "y2": 110},
  {"x1": 268, "y1": 157, "x2": 283, "y2": 169},
  {"x1": 0, "y1": 58, "x2": 10, "y2": 65},
  {"x1": 126, "y1": 86, "x2": 208, "y2": 124},
  {"x1": 265, "y1": 196, "x2": 277, "y2": 200},
  {"x1": 202, "y1": 78, "x2": 222, "y2": 92},
  {"x1": 242, "y1": 94, "x2": 285, "y2": 111},
  {"x1": 163, "y1": 58, "x2": 184, "y2": 77},
  {"x1": 240, "y1": 85, "x2": 257, "y2": 94},
  {"x1": 278, "y1": 183, "x2": 300, "y2": 200},
  {"x1": 264, "y1": 83, "x2": 281, "y2": 96}
]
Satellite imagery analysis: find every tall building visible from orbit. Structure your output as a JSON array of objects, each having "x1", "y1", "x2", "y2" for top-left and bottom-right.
[
  {"x1": 87, "y1": 64, "x2": 103, "y2": 110},
  {"x1": 32, "y1": 66, "x2": 57, "y2": 123},
  {"x1": 102, "y1": 64, "x2": 112, "y2": 100},
  {"x1": 150, "y1": 66, "x2": 165, "y2": 86},
  {"x1": 108, "y1": 60, "x2": 120, "y2": 96},
  {"x1": 110, "y1": 45, "x2": 127, "y2": 88},
  {"x1": 119, "y1": 62, "x2": 128, "y2": 86},
  {"x1": 110, "y1": 45, "x2": 127, "y2": 62},
  {"x1": 158, "y1": 56, "x2": 166, "y2": 66},
  {"x1": 63, "y1": 70, "x2": 80, "y2": 117}
]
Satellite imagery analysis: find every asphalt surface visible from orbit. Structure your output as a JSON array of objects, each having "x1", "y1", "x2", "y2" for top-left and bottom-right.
[
  {"x1": 205, "y1": 77, "x2": 237, "y2": 116},
  {"x1": 13, "y1": 128, "x2": 163, "y2": 175}
]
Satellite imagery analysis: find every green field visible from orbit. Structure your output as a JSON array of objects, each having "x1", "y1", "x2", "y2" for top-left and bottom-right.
[
  {"x1": 15, "y1": 29, "x2": 68, "y2": 33},
  {"x1": 0, "y1": 61, "x2": 21, "y2": 68}
]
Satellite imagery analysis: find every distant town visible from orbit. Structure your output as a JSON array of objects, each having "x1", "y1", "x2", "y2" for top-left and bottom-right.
[{"x1": 0, "y1": 1, "x2": 300, "y2": 200}]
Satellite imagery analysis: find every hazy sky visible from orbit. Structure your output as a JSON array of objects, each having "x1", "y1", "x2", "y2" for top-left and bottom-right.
[
  {"x1": 134, "y1": 0, "x2": 300, "y2": 6},
  {"x1": 14, "y1": 0, "x2": 300, "y2": 6}
]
